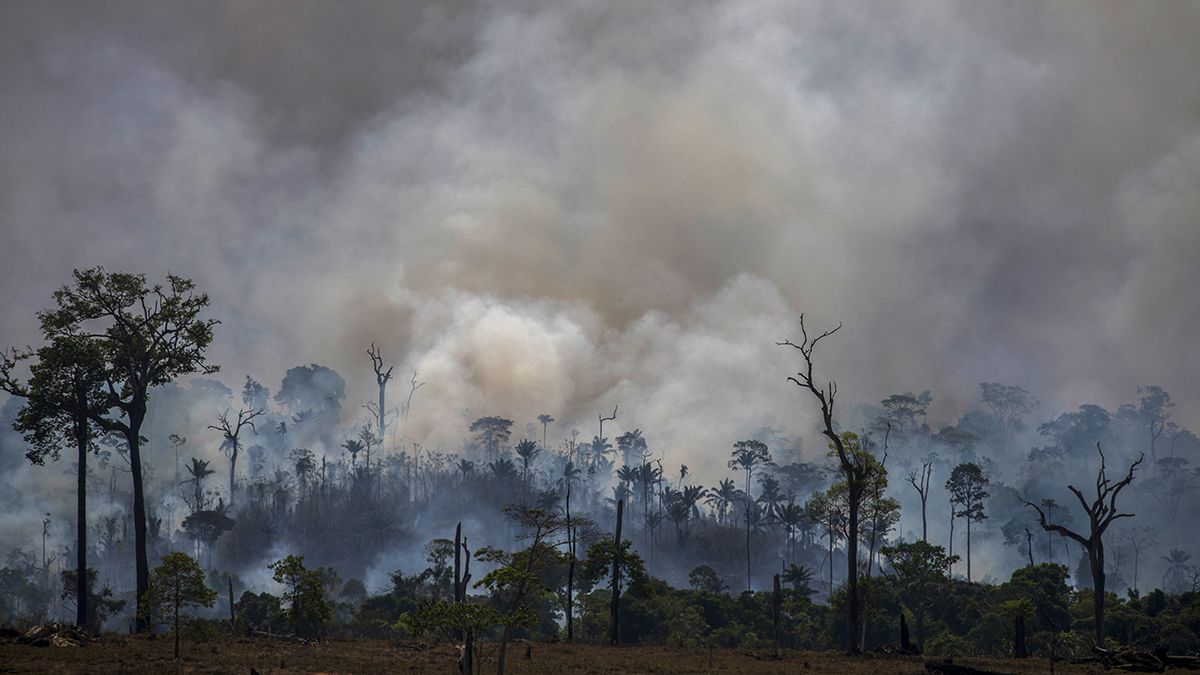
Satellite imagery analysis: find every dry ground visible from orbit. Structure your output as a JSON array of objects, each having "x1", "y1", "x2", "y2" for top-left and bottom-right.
[{"x1": 0, "y1": 638, "x2": 1109, "y2": 674}]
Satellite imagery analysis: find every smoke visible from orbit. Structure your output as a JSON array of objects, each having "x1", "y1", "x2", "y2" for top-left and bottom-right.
[{"x1": 1, "y1": 1, "x2": 1198, "y2": 586}]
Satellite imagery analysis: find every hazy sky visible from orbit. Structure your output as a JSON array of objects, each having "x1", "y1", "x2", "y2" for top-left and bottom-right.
[{"x1": 2, "y1": 1, "x2": 1198, "y2": 473}]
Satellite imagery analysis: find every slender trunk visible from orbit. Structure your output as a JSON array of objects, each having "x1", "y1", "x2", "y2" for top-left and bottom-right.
[
  {"x1": 1090, "y1": 540, "x2": 1106, "y2": 646},
  {"x1": 454, "y1": 523, "x2": 462, "y2": 603},
  {"x1": 128, "y1": 408, "x2": 150, "y2": 633},
  {"x1": 74, "y1": 408, "x2": 88, "y2": 629},
  {"x1": 846, "y1": 483, "x2": 861, "y2": 655},
  {"x1": 609, "y1": 499, "x2": 623, "y2": 646},
  {"x1": 920, "y1": 496, "x2": 928, "y2": 543},
  {"x1": 772, "y1": 574, "x2": 782, "y2": 656},
  {"x1": 378, "y1": 385, "x2": 386, "y2": 441},
  {"x1": 966, "y1": 517, "x2": 972, "y2": 583},
  {"x1": 566, "y1": 487, "x2": 574, "y2": 642},
  {"x1": 229, "y1": 448, "x2": 237, "y2": 501},
  {"x1": 173, "y1": 585, "x2": 181, "y2": 659}
]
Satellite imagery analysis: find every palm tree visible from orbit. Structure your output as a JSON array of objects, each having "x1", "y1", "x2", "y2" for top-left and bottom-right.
[
  {"x1": 455, "y1": 458, "x2": 475, "y2": 485},
  {"x1": 616, "y1": 429, "x2": 647, "y2": 467},
  {"x1": 343, "y1": 438, "x2": 364, "y2": 469},
  {"x1": 489, "y1": 457, "x2": 517, "y2": 483},
  {"x1": 589, "y1": 435, "x2": 613, "y2": 469},
  {"x1": 667, "y1": 495, "x2": 690, "y2": 546},
  {"x1": 558, "y1": 460, "x2": 582, "y2": 497},
  {"x1": 707, "y1": 478, "x2": 740, "y2": 525},
  {"x1": 181, "y1": 458, "x2": 215, "y2": 513},
  {"x1": 290, "y1": 448, "x2": 315, "y2": 498},
  {"x1": 537, "y1": 414, "x2": 555, "y2": 450},
  {"x1": 1162, "y1": 549, "x2": 1194, "y2": 593},
  {"x1": 776, "y1": 501, "x2": 807, "y2": 565},
  {"x1": 680, "y1": 484, "x2": 707, "y2": 531},
  {"x1": 514, "y1": 439, "x2": 540, "y2": 490},
  {"x1": 782, "y1": 563, "x2": 817, "y2": 595},
  {"x1": 757, "y1": 474, "x2": 786, "y2": 529}
]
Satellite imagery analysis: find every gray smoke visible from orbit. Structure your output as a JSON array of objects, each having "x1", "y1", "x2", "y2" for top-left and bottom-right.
[{"x1": 1, "y1": 1, "x2": 1198, "y2": 575}]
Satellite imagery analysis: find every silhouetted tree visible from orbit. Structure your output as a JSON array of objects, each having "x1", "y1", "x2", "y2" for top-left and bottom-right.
[
  {"x1": 779, "y1": 316, "x2": 869, "y2": 654},
  {"x1": 209, "y1": 405, "x2": 266, "y2": 500},
  {"x1": 1024, "y1": 444, "x2": 1143, "y2": 646},
  {"x1": 141, "y1": 552, "x2": 217, "y2": 659},
  {"x1": 36, "y1": 268, "x2": 218, "y2": 630},
  {"x1": 946, "y1": 463, "x2": 989, "y2": 582}
]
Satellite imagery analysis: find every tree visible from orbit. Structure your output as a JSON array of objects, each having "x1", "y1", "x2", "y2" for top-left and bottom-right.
[
  {"x1": 616, "y1": 429, "x2": 647, "y2": 468},
  {"x1": 1136, "y1": 385, "x2": 1174, "y2": 467},
  {"x1": 537, "y1": 414, "x2": 554, "y2": 450},
  {"x1": 469, "y1": 416, "x2": 513, "y2": 462},
  {"x1": 979, "y1": 383, "x2": 1038, "y2": 440},
  {"x1": 141, "y1": 552, "x2": 217, "y2": 659},
  {"x1": 906, "y1": 459, "x2": 933, "y2": 542},
  {"x1": 1121, "y1": 526, "x2": 1156, "y2": 594},
  {"x1": 881, "y1": 541, "x2": 957, "y2": 651},
  {"x1": 269, "y1": 554, "x2": 331, "y2": 637},
  {"x1": 181, "y1": 457, "x2": 215, "y2": 514},
  {"x1": 945, "y1": 463, "x2": 989, "y2": 582},
  {"x1": 514, "y1": 439, "x2": 541, "y2": 491},
  {"x1": 688, "y1": 565, "x2": 727, "y2": 594},
  {"x1": 209, "y1": 405, "x2": 266, "y2": 500},
  {"x1": 475, "y1": 506, "x2": 585, "y2": 675},
  {"x1": 36, "y1": 269, "x2": 218, "y2": 631},
  {"x1": 2, "y1": 337, "x2": 109, "y2": 628},
  {"x1": 366, "y1": 343, "x2": 394, "y2": 442},
  {"x1": 1024, "y1": 444, "x2": 1143, "y2": 646},
  {"x1": 729, "y1": 439, "x2": 772, "y2": 591},
  {"x1": 1162, "y1": 549, "x2": 1194, "y2": 594},
  {"x1": 779, "y1": 316, "x2": 869, "y2": 654}
]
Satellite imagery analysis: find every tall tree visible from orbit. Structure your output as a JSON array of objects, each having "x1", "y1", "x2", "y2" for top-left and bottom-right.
[
  {"x1": 729, "y1": 439, "x2": 772, "y2": 591},
  {"x1": 514, "y1": 439, "x2": 540, "y2": 492},
  {"x1": 906, "y1": 459, "x2": 933, "y2": 542},
  {"x1": 945, "y1": 463, "x2": 989, "y2": 582},
  {"x1": 209, "y1": 405, "x2": 265, "y2": 500},
  {"x1": 2, "y1": 338, "x2": 108, "y2": 628},
  {"x1": 1024, "y1": 444, "x2": 1143, "y2": 646},
  {"x1": 536, "y1": 414, "x2": 554, "y2": 451},
  {"x1": 366, "y1": 343, "x2": 394, "y2": 442},
  {"x1": 469, "y1": 416, "x2": 513, "y2": 462},
  {"x1": 779, "y1": 316, "x2": 870, "y2": 654},
  {"x1": 37, "y1": 268, "x2": 218, "y2": 630}
]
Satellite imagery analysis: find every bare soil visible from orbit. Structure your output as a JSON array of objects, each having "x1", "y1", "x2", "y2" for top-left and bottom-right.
[{"x1": 0, "y1": 637, "x2": 1109, "y2": 674}]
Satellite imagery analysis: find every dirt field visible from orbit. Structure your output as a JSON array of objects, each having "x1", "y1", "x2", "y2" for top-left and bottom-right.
[{"x1": 0, "y1": 637, "x2": 1112, "y2": 674}]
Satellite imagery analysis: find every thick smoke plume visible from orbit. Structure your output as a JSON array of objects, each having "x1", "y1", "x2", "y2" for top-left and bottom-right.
[{"x1": 1, "y1": 1, "x2": 1198, "y2": 591}]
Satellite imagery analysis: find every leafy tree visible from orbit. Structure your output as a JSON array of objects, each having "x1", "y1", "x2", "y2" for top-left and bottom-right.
[
  {"x1": 687, "y1": 565, "x2": 727, "y2": 594},
  {"x1": 60, "y1": 568, "x2": 126, "y2": 631},
  {"x1": 141, "y1": 552, "x2": 217, "y2": 659},
  {"x1": 514, "y1": 438, "x2": 540, "y2": 490},
  {"x1": 945, "y1": 463, "x2": 989, "y2": 582},
  {"x1": 979, "y1": 383, "x2": 1038, "y2": 439},
  {"x1": 36, "y1": 269, "x2": 218, "y2": 630},
  {"x1": 269, "y1": 554, "x2": 331, "y2": 637},
  {"x1": 469, "y1": 416, "x2": 513, "y2": 461},
  {"x1": 729, "y1": 439, "x2": 772, "y2": 591},
  {"x1": 537, "y1": 414, "x2": 555, "y2": 450},
  {"x1": 475, "y1": 506, "x2": 581, "y2": 675},
  {"x1": 881, "y1": 540, "x2": 958, "y2": 650},
  {"x1": 2, "y1": 337, "x2": 108, "y2": 628}
]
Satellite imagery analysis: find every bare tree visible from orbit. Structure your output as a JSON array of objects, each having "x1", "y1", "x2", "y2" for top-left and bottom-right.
[
  {"x1": 778, "y1": 315, "x2": 869, "y2": 655},
  {"x1": 907, "y1": 459, "x2": 933, "y2": 543},
  {"x1": 209, "y1": 406, "x2": 266, "y2": 500},
  {"x1": 1024, "y1": 443, "x2": 1143, "y2": 647},
  {"x1": 366, "y1": 343, "x2": 394, "y2": 441}
]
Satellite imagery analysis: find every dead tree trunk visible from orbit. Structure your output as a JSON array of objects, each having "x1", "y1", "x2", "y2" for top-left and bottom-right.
[
  {"x1": 779, "y1": 317, "x2": 866, "y2": 655},
  {"x1": 609, "y1": 499, "x2": 623, "y2": 647},
  {"x1": 367, "y1": 343, "x2": 395, "y2": 442},
  {"x1": 1025, "y1": 444, "x2": 1143, "y2": 648},
  {"x1": 772, "y1": 573, "x2": 782, "y2": 656},
  {"x1": 907, "y1": 461, "x2": 932, "y2": 543}
]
